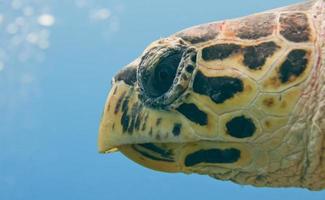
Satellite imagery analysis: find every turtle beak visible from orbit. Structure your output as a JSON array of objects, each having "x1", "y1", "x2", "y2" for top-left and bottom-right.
[
  {"x1": 98, "y1": 66, "x2": 192, "y2": 172},
  {"x1": 97, "y1": 74, "x2": 183, "y2": 172},
  {"x1": 98, "y1": 60, "x2": 139, "y2": 153},
  {"x1": 98, "y1": 82, "x2": 144, "y2": 153}
]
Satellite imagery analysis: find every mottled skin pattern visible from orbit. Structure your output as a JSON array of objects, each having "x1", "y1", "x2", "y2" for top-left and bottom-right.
[{"x1": 98, "y1": 0, "x2": 325, "y2": 190}]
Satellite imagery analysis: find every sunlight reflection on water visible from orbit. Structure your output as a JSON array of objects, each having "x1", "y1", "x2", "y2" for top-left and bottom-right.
[
  {"x1": 0, "y1": 0, "x2": 122, "y2": 122},
  {"x1": 75, "y1": 0, "x2": 123, "y2": 39},
  {"x1": 0, "y1": 0, "x2": 54, "y2": 65},
  {"x1": 0, "y1": 0, "x2": 54, "y2": 121}
]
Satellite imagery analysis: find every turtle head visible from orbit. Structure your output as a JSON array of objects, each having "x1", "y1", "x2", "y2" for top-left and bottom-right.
[
  {"x1": 98, "y1": 0, "x2": 325, "y2": 190},
  {"x1": 98, "y1": 37, "x2": 203, "y2": 172},
  {"x1": 99, "y1": 36, "x2": 258, "y2": 175}
]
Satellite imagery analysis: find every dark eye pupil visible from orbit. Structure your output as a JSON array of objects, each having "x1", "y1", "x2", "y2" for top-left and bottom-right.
[
  {"x1": 149, "y1": 52, "x2": 182, "y2": 97},
  {"x1": 158, "y1": 69, "x2": 169, "y2": 81}
]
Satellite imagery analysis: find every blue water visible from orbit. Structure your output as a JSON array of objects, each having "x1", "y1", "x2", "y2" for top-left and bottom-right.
[{"x1": 1, "y1": 0, "x2": 325, "y2": 199}]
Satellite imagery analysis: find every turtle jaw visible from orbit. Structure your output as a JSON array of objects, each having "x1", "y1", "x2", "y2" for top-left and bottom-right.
[
  {"x1": 97, "y1": 80, "x2": 190, "y2": 173},
  {"x1": 98, "y1": 80, "x2": 141, "y2": 153},
  {"x1": 118, "y1": 144, "x2": 182, "y2": 173},
  {"x1": 98, "y1": 82, "x2": 125, "y2": 153},
  {"x1": 98, "y1": 59, "x2": 141, "y2": 153}
]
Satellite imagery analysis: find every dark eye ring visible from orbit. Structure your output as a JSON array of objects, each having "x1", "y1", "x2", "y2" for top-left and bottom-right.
[{"x1": 142, "y1": 51, "x2": 183, "y2": 98}]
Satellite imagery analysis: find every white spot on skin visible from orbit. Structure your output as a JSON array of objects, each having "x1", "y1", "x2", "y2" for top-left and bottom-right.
[{"x1": 37, "y1": 14, "x2": 55, "y2": 27}]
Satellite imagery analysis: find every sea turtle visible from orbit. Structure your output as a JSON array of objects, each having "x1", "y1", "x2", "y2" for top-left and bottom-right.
[{"x1": 98, "y1": 0, "x2": 325, "y2": 190}]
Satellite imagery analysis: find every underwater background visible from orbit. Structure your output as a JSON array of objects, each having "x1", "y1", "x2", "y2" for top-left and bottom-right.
[{"x1": 1, "y1": 0, "x2": 325, "y2": 199}]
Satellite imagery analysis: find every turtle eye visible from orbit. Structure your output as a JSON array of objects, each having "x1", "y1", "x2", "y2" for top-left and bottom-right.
[{"x1": 144, "y1": 51, "x2": 183, "y2": 97}]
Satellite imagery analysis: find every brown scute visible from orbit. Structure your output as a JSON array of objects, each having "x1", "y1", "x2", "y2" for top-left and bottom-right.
[
  {"x1": 120, "y1": 101, "x2": 144, "y2": 134},
  {"x1": 127, "y1": 103, "x2": 139, "y2": 133},
  {"x1": 120, "y1": 95, "x2": 130, "y2": 132},
  {"x1": 141, "y1": 114, "x2": 149, "y2": 131},
  {"x1": 172, "y1": 123, "x2": 182, "y2": 136},
  {"x1": 226, "y1": 116, "x2": 256, "y2": 138},
  {"x1": 121, "y1": 108, "x2": 129, "y2": 133},
  {"x1": 121, "y1": 95, "x2": 130, "y2": 110},
  {"x1": 263, "y1": 98, "x2": 275, "y2": 107},
  {"x1": 280, "y1": 12, "x2": 310, "y2": 42},
  {"x1": 176, "y1": 103, "x2": 208, "y2": 126},
  {"x1": 114, "y1": 91, "x2": 126, "y2": 114},
  {"x1": 201, "y1": 41, "x2": 280, "y2": 67},
  {"x1": 148, "y1": 128, "x2": 153, "y2": 136},
  {"x1": 264, "y1": 120, "x2": 271, "y2": 128},
  {"x1": 280, "y1": 101, "x2": 287, "y2": 109},
  {"x1": 243, "y1": 42, "x2": 280, "y2": 70},
  {"x1": 193, "y1": 71, "x2": 244, "y2": 104},
  {"x1": 176, "y1": 23, "x2": 221, "y2": 44},
  {"x1": 202, "y1": 43, "x2": 241, "y2": 61},
  {"x1": 279, "y1": 49, "x2": 309, "y2": 83},
  {"x1": 156, "y1": 118, "x2": 162, "y2": 126},
  {"x1": 134, "y1": 113, "x2": 142, "y2": 131},
  {"x1": 184, "y1": 148, "x2": 241, "y2": 167},
  {"x1": 235, "y1": 13, "x2": 276, "y2": 40}
]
